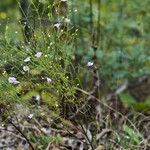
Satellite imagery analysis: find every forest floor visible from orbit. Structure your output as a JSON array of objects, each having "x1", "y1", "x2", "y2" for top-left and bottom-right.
[{"x1": 0, "y1": 102, "x2": 150, "y2": 150}]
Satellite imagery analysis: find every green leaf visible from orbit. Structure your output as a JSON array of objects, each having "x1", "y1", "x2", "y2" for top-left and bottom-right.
[
  {"x1": 120, "y1": 93, "x2": 137, "y2": 106},
  {"x1": 123, "y1": 124, "x2": 140, "y2": 144}
]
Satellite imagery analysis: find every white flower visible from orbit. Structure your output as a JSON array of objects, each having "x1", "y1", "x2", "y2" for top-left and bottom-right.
[
  {"x1": 8, "y1": 77, "x2": 20, "y2": 84},
  {"x1": 64, "y1": 18, "x2": 70, "y2": 23},
  {"x1": 87, "y1": 61, "x2": 94, "y2": 67},
  {"x1": 41, "y1": 127, "x2": 51, "y2": 134},
  {"x1": 28, "y1": 114, "x2": 34, "y2": 119},
  {"x1": 35, "y1": 52, "x2": 42, "y2": 58},
  {"x1": 23, "y1": 66, "x2": 30, "y2": 72},
  {"x1": 24, "y1": 57, "x2": 31, "y2": 62},
  {"x1": 46, "y1": 77, "x2": 52, "y2": 83},
  {"x1": 35, "y1": 95, "x2": 40, "y2": 101},
  {"x1": 54, "y1": 23, "x2": 61, "y2": 29}
]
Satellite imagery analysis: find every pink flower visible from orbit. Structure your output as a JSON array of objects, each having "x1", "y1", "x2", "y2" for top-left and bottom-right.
[
  {"x1": 28, "y1": 114, "x2": 34, "y2": 119},
  {"x1": 8, "y1": 77, "x2": 20, "y2": 84},
  {"x1": 35, "y1": 52, "x2": 42, "y2": 58}
]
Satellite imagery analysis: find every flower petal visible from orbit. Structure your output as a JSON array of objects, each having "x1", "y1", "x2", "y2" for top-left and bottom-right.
[{"x1": 35, "y1": 52, "x2": 42, "y2": 58}]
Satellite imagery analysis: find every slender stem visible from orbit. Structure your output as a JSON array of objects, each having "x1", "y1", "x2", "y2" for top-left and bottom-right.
[
  {"x1": 89, "y1": 0, "x2": 93, "y2": 34},
  {"x1": 9, "y1": 120, "x2": 35, "y2": 150},
  {"x1": 75, "y1": 87, "x2": 144, "y2": 140},
  {"x1": 79, "y1": 122, "x2": 95, "y2": 150},
  {"x1": 97, "y1": 0, "x2": 101, "y2": 47}
]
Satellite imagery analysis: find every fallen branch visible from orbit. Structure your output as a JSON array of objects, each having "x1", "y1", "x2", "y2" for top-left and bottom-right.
[
  {"x1": 96, "y1": 128, "x2": 112, "y2": 140},
  {"x1": 9, "y1": 120, "x2": 35, "y2": 150}
]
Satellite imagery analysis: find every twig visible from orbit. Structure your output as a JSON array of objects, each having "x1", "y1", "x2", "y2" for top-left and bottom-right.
[
  {"x1": 0, "y1": 127, "x2": 25, "y2": 141},
  {"x1": 96, "y1": 128, "x2": 112, "y2": 140},
  {"x1": 45, "y1": 142, "x2": 52, "y2": 150},
  {"x1": 5, "y1": 108, "x2": 35, "y2": 149},
  {"x1": 9, "y1": 120, "x2": 35, "y2": 150},
  {"x1": 19, "y1": 124, "x2": 41, "y2": 134},
  {"x1": 79, "y1": 122, "x2": 95, "y2": 150},
  {"x1": 75, "y1": 87, "x2": 144, "y2": 141}
]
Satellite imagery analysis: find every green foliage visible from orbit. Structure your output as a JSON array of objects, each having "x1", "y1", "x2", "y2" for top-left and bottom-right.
[
  {"x1": 120, "y1": 93, "x2": 137, "y2": 106},
  {"x1": 120, "y1": 93, "x2": 150, "y2": 111},
  {"x1": 0, "y1": 1, "x2": 150, "y2": 149},
  {"x1": 72, "y1": 0, "x2": 150, "y2": 91},
  {"x1": 0, "y1": 0, "x2": 78, "y2": 108},
  {"x1": 122, "y1": 124, "x2": 140, "y2": 147},
  {"x1": 29, "y1": 133, "x2": 63, "y2": 149},
  {"x1": 1, "y1": 0, "x2": 150, "y2": 93}
]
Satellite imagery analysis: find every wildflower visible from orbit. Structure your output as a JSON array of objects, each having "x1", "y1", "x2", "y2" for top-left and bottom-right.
[
  {"x1": 35, "y1": 95, "x2": 41, "y2": 105},
  {"x1": 54, "y1": 23, "x2": 61, "y2": 29},
  {"x1": 74, "y1": 9, "x2": 78, "y2": 12},
  {"x1": 28, "y1": 114, "x2": 34, "y2": 119},
  {"x1": 23, "y1": 66, "x2": 30, "y2": 72},
  {"x1": 46, "y1": 77, "x2": 52, "y2": 83},
  {"x1": 87, "y1": 61, "x2": 94, "y2": 67},
  {"x1": 35, "y1": 52, "x2": 42, "y2": 58},
  {"x1": 36, "y1": 95, "x2": 40, "y2": 101},
  {"x1": 24, "y1": 57, "x2": 31, "y2": 62},
  {"x1": 64, "y1": 18, "x2": 70, "y2": 23},
  {"x1": 8, "y1": 77, "x2": 20, "y2": 84}
]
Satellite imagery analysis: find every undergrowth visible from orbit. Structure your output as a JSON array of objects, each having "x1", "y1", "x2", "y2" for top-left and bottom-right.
[{"x1": 0, "y1": 0, "x2": 150, "y2": 150}]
